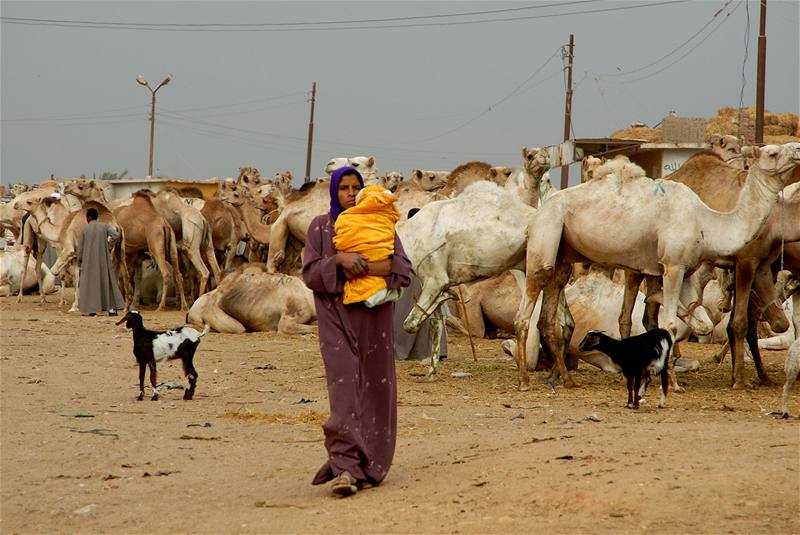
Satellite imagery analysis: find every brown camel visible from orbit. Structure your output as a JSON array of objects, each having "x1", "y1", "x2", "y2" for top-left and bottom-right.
[
  {"x1": 200, "y1": 196, "x2": 246, "y2": 270},
  {"x1": 114, "y1": 191, "x2": 187, "y2": 311}
]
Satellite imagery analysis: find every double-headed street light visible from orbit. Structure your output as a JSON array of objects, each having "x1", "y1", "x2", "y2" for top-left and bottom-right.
[{"x1": 136, "y1": 73, "x2": 172, "y2": 178}]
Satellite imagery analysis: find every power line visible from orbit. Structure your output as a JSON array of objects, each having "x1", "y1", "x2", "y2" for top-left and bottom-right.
[
  {"x1": 0, "y1": 1, "x2": 690, "y2": 32},
  {"x1": 599, "y1": 0, "x2": 732, "y2": 77},
  {"x1": 1, "y1": 105, "x2": 145, "y2": 123},
  {"x1": 618, "y1": 0, "x2": 743, "y2": 84},
  {"x1": 0, "y1": 1, "x2": 601, "y2": 28},
  {"x1": 418, "y1": 48, "x2": 563, "y2": 142}
]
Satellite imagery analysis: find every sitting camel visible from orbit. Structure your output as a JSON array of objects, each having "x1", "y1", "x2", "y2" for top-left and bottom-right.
[
  {"x1": 186, "y1": 263, "x2": 316, "y2": 334},
  {"x1": 0, "y1": 248, "x2": 58, "y2": 297},
  {"x1": 517, "y1": 143, "x2": 800, "y2": 391},
  {"x1": 408, "y1": 169, "x2": 449, "y2": 191}
]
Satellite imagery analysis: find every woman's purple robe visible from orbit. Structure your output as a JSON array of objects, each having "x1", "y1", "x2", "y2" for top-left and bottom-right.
[{"x1": 302, "y1": 214, "x2": 412, "y2": 486}]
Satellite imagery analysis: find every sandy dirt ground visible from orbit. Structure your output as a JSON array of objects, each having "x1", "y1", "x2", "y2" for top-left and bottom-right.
[{"x1": 1, "y1": 296, "x2": 799, "y2": 535}]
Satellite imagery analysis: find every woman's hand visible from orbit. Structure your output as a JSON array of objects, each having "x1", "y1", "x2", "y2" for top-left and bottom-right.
[
  {"x1": 336, "y1": 252, "x2": 368, "y2": 280},
  {"x1": 366, "y1": 259, "x2": 392, "y2": 277}
]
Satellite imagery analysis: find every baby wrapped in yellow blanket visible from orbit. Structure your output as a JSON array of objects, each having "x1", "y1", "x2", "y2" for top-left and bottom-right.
[{"x1": 333, "y1": 185, "x2": 401, "y2": 306}]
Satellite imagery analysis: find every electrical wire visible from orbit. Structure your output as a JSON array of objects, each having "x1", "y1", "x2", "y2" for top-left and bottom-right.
[
  {"x1": 0, "y1": 2, "x2": 601, "y2": 28},
  {"x1": 0, "y1": 1, "x2": 690, "y2": 33},
  {"x1": 618, "y1": 0, "x2": 742, "y2": 84},
  {"x1": 417, "y1": 48, "x2": 563, "y2": 143},
  {"x1": 599, "y1": 0, "x2": 732, "y2": 77}
]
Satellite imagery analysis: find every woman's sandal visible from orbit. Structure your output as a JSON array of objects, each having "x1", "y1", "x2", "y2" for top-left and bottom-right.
[{"x1": 330, "y1": 471, "x2": 358, "y2": 497}]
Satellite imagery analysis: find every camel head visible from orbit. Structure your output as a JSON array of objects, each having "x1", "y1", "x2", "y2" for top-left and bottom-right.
[
  {"x1": 581, "y1": 155, "x2": 605, "y2": 182},
  {"x1": 253, "y1": 182, "x2": 286, "y2": 215},
  {"x1": 237, "y1": 167, "x2": 262, "y2": 188},
  {"x1": 324, "y1": 156, "x2": 379, "y2": 181},
  {"x1": 708, "y1": 134, "x2": 743, "y2": 164},
  {"x1": 409, "y1": 169, "x2": 449, "y2": 191},
  {"x1": 270, "y1": 171, "x2": 293, "y2": 196},
  {"x1": 372, "y1": 172, "x2": 403, "y2": 192},
  {"x1": 522, "y1": 147, "x2": 550, "y2": 177},
  {"x1": 742, "y1": 143, "x2": 800, "y2": 185},
  {"x1": 219, "y1": 182, "x2": 249, "y2": 207},
  {"x1": 63, "y1": 179, "x2": 108, "y2": 203}
]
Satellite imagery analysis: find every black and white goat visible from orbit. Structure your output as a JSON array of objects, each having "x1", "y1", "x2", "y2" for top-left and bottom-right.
[
  {"x1": 579, "y1": 328, "x2": 673, "y2": 409},
  {"x1": 116, "y1": 310, "x2": 208, "y2": 401}
]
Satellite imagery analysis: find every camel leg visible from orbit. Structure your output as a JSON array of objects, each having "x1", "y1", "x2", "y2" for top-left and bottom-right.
[
  {"x1": 153, "y1": 254, "x2": 171, "y2": 313},
  {"x1": 202, "y1": 229, "x2": 222, "y2": 286},
  {"x1": 266, "y1": 214, "x2": 289, "y2": 273},
  {"x1": 69, "y1": 260, "x2": 80, "y2": 313},
  {"x1": 277, "y1": 314, "x2": 315, "y2": 335},
  {"x1": 661, "y1": 264, "x2": 686, "y2": 391},
  {"x1": 619, "y1": 270, "x2": 643, "y2": 338},
  {"x1": 728, "y1": 262, "x2": 756, "y2": 389},
  {"x1": 642, "y1": 277, "x2": 661, "y2": 331},
  {"x1": 539, "y1": 261, "x2": 576, "y2": 387},
  {"x1": 168, "y1": 231, "x2": 188, "y2": 311},
  {"x1": 426, "y1": 310, "x2": 444, "y2": 379},
  {"x1": 745, "y1": 301, "x2": 773, "y2": 386},
  {"x1": 16, "y1": 246, "x2": 32, "y2": 304},
  {"x1": 187, "y1": 247, "x2": 209, "y2": 298}
]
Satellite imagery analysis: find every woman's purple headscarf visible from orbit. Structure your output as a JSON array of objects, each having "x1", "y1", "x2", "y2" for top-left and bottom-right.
[{"x1": 329, "y1": 166, "x2": 364, "y2": 221}]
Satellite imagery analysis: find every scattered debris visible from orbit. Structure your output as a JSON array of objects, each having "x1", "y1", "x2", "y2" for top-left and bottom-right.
[
  {"x1": 102, "y1": 474, "x2": 120, "y2": 481},
  {"x1": 156, "y1": 382, "x2": 184, "y2": 390},
  {"x1": 254, "y1": 501, "x2": 306, "y2": 509},
  {"x1": 721, "y1": 404, "x2": 735, "y2": 412},
  {"x1": 73, "y1": 504, "x2": 96, "y2": 515},
  {"x1": 58, "y1": 411, "x2": 95, "y2": 418},
  {"x1": 223, "y1": 409, "x2": 327, "y2": 425},
  {"x1": 585, "y1": 413, "x2": 602, "y2": 422},
  {"x1": 143, "y1": 470, "x2": 179, "y2": 477},
  {"x1": 555, "y1": 455, "x2": 574, "y2": 460},
  {"x1": 510, "y1": 413, "x2": 525, "y2": 421},
  {"x1": 609, "y1": 511, "x2": 626, "y2": 518},
  {"x1": 472, "y1": 481, "x2": 488, "y2": 487},
  {"x1": 69, "y1": 428, "x2": 119, "y2": 439},
  {"x1": 294, "y1": 398, "x2": 316, "y2": 404},
  {"x1": 186, "y1": 422, "x2": 212, "y2": 428},
  {"x1": 254, "y1": 364, "x2": 276, "y2": 370},
  {"x1": 179, "y1": 435, "x2": 220, "y2": 441},
  {"x1": 450, "y1": 371, "x2": 472, "y2": 378}
]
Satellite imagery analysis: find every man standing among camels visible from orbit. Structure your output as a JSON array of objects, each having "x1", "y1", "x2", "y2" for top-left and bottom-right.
[{"x1": 77, "y1": 207, "x2": 124, "y2": 316}]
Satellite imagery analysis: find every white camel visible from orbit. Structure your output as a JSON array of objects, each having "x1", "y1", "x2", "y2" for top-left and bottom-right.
[{"x1": 517, "y1": 143, "x2": 800, "y2": 390}]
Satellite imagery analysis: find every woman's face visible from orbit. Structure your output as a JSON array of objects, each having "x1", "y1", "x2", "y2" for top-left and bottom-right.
[{"x1": 337, "y1": 174, "x2": 361, "y2": 209}]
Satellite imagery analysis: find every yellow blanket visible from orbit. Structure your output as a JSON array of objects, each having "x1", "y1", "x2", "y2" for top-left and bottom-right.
[{"x1": 333, "y1": 185, "x2": 400, "y2": 305}]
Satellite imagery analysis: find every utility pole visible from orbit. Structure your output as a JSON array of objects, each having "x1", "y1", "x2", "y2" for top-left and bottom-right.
[
  {"x1": 136, "y1": 74, "x2": 172, "y2": 178},
  {"x1": 755, "y1": 0, "x2": 767, "y2": 144},
  {"x1": 304, "y1": 81, "x2": 317, "y2": 183},
  {"x1": 561, "y1": 34, "x2": 575, "y2": 189}
]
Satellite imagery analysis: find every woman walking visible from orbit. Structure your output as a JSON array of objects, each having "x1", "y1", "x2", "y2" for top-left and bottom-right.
[{"x1": 303, "y1": 166, "x2": 411, "y2": 496}]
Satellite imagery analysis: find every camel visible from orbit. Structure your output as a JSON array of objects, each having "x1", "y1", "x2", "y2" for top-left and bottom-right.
[
  {"x1": 503, "y1": 266, "x2": 710, "y2": 372},
  {"x1": 4, "y1": 182, "x2": 59, "y2": 239},
  {"x1": 200, "y1": 196, "x2": 246, "y2": 270},
  {"x1": 113, "y1": 191, "x2": 187, "y2": 311},
  {"x1": 0, "y1": 248, "x2": 58, "y2": 297},
  {"x1": 723, "y1": 184, "x2": 800, "y2": 386},
  {"x1": 24, "y1": 196, "x2": 131, "y2": 312},
  {"x1": 265, "y1": 180, "x2": 331, "y2": 273},
  {"x1": 375, "y1": 172, "x2": 404, "y2": 192},
  {"x1": 324, "y1": 156, "x2": 379, "y2": 181},
  {"x1": 186, "y1": 263, "x2": 316, "y2": 334},
  {"x1": 398, "y1": 149, "x2": 553, "y2": 376},
  {"x1": 408, "y1": 169, "x2": 449, "y2": 191},
  {"x1": 438, "y1": 161, "x2": 494, "y2": 197},
  {"x1": 516, "y1": 143, "x2": 800, "y2": 391},
  {"x1": 708, "y1": 134, "x2": 747, "y2": 168},
  {"x1": 152, "y1": 188, "x2": 221, "y2": 298},
  {"x1": 237, "y1": 167, "x2": 263, "y2": 188}
]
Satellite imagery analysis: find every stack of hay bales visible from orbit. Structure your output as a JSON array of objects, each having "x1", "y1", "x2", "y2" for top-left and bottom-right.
[{"x1": 611, "y1": 108, "x2": 799, "y2": 144}]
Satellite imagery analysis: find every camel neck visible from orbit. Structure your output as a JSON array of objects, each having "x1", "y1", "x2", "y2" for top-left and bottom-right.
[{"x1": 701, "y1": 163, "x2": 784, "y2": 258}]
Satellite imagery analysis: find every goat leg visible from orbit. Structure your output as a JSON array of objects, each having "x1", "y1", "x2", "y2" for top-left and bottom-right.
[
  {"x1": 182, "y1": 356, "x2": 198, "y2": 400},
  {"x1": 659, "y1": 368, "x2": 670, "y2": 408},
  {"x1": 137, "y1": 362, "x2": 146, "y2": 401},
  {"x1": 148, "y1": 362, "x2": 159, "y2": 401},
  {"x1": 625, "y1": 375, "x2": 635, "y2": 409}
]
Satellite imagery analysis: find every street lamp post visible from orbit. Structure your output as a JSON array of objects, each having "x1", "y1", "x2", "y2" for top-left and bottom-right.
[{"x1": 136, "y1": 74, "x2": 172, "y2": 178}]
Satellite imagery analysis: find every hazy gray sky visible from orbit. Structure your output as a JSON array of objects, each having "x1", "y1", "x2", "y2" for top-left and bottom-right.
[{"x1": 2, "y1": 1, "x2": 798, "y2": 187}]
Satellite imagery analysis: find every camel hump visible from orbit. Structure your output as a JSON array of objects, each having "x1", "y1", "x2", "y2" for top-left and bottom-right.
[
  {"x1": 132, "y1": 189, "x2": 158, "y2": 208},
  {"x1": 449, "y1": 161, "x2": 492, "y2": 180}
]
